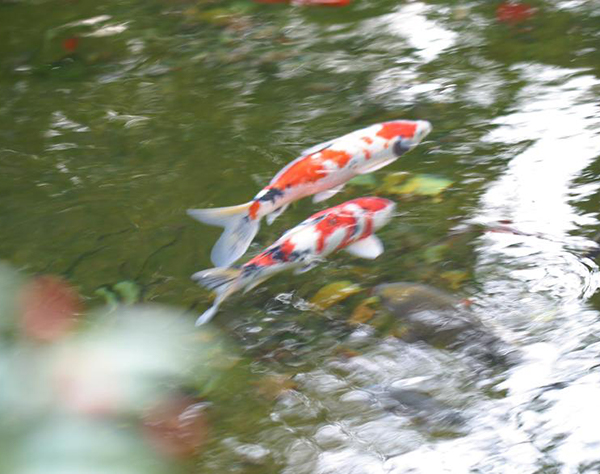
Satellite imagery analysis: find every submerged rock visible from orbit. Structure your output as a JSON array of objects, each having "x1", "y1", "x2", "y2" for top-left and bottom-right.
[
  {"x1": 373, "y1": 283, "x2": 518, "y2": 367},
  {"x1": 374, "y1": 283, "x2": 462, "y2": 316},
  {"x1": 381, "y1": 387, "x2": 465, "y2": 435}
]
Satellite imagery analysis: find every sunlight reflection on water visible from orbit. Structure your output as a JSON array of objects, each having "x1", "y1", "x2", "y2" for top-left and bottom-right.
[
  {"x1": 468, "y1": 63, "x2": 600, "y2": 473},
  {"x1": 373, "y1": 2, "x2": 458, "y2": 62}
]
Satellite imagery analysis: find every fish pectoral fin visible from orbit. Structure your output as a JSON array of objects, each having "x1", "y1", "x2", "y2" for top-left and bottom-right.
[
  {"x1": 294, "y1": 263, "x2": 316, "y2": 275},
  {"x1": 345, "y1": 235, "x2": 384, "y2": 259},
  {"x1": 358, "y1": 157, "x2": 397, "y2": 174},
  {"x1": 293, "y1": 258, "x2": 321, "y2": 275},
  {"x1": 266, "y1": 204, "x2": 289, "y2": 226},
  {"x1": 312, "y1": 184, "x2": 345, "y2": 203}
]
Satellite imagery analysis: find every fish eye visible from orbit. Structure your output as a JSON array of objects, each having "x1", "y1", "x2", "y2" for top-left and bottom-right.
[{"x1": 393, "y1": 139, "x2": 412, "y2": 157}]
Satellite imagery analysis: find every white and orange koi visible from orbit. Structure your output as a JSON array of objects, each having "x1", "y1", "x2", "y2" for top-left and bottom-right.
[
  {"x1": 192, "y1": 197, "x2": 396, "y2": 325},
  {"x1": 188, "y1": 120, "x2": 431, "y2": 267}
]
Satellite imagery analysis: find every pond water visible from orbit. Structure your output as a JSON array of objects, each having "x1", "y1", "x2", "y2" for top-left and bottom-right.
[{"x1": 2, "y1": 0, "x2": 600, "y2": 472}]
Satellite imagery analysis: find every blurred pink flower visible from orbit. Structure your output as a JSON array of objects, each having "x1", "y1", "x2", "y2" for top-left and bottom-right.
[
  {"x1": 143, "y1": 394, "x2": 210, "y2": 458},
  {"x1": 20, "y1": 276, "x2": 81, "y2": 342}
]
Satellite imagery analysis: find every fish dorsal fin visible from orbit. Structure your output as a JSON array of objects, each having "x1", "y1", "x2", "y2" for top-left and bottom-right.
[
  {"x1": 300, "y1": 139, "x2": 335, "y2": 156},
  {"x1": 293, "y1": 256, "x2": 322, "y2": 274},
  {"x1": 345, "y1": 235, "x2": 384, "y2": 259},
  {"x1": 266, "y1": 203, "x2": 289, "y2": 226},
  {"x1": 312, "y1": 184, "x2": 345, "y2": 203},
  {"x1": 294, "y1": 262, "x2": 318, "y2": 274},
  {"x1": 358, "y1": 157, "x2": 397, "y2": 175}
]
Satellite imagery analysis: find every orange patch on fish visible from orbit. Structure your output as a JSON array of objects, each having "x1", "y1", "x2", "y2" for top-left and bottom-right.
[
  {"x1": 315, "y1": 212, "x2": 356, "y2": 253},
  {"x1": 251, "y1": 251, "x2": 276, "y2": 267},
  {"x1": 249, "y1": 201, "x2": 261, "y2": 219},
  {"x1": 361, "y1": 136, "x2": 373, "y2": 145},
  {"x1": 358, "y1": 197, "x2": 389, "y2": 212},
  {"x1": 320, "y1": 149, "x2": 352, "y2": 168},
  {"x1": 279, "y1": 239, "x2": 296, "y2": 260},
  {"x1": 363, "y1": 149, "x2": 371, "y2": 160},
  {"x1": 274, "y1": 150, "x2": 350, "y2": 189},
  {"x1": 376, "y1": 122, "x2": 417, "y2": 140},
  {"x1": 274, "y1": 156, "x2": 325, "y2": 188}
]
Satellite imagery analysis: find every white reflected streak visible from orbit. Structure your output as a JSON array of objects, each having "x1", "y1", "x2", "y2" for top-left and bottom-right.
[
  {"x1": 473, "y1": 64, "x2": 600, "y2": 304},
  {"x1": 365, "y1": 2, "x2": 457, "y2": 62},
  {"x1": 65, "y1": 15, "x2": 112, "y2": 28},
  {"x1": 106, "y1": 110, "x2": 151, "y2": 128},
  {"x1": 479, "y1": 66, "x2": 600, "y2": 240},
  {"x1": 85, "y1": 22, "x2": 129, "y2": 38},
  {"x1": 367, "y1": 69, "x2": 453, "y2": 106},
  {"x1": 362, "y1": 3, "x2": 457, "y2": 106},
  {"x1": 465, "y1": 70, "x2": 503, "y2": 108},
  {"x1": 468, "y1": 63, "x2": 600, "y2": 472},
  {"x1": 316, "y1": 449, "x2": 385, "y2": 474}
]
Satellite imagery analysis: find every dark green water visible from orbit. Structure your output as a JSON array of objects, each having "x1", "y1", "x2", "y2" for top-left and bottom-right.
[{"x1": 2, "y1": 0, "x2": 600, "y2": 472}]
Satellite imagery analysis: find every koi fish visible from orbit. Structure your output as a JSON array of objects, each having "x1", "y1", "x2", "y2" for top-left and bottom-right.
[
  {"x1": 188, "y1": 120, "x2": 431, "y2": 267},
  {"x1": 496, "y1": 2, "x2": 534, "y2": 24},
  {"x1": 192, "y1": 197, "x2": 396, "y2": 325}
]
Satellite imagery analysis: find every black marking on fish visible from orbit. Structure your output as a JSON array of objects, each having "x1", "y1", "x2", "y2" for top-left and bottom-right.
[
  {"x1": 393, "y1": 138, "x2": 412, "y2": 157},
  {"x1": 270, "y1": 245, "x2": 290, "y2": 262},
  {"x1": 258, "y1": 187, "x2": 284, "y2": 204},
  {"x1": 242, "y1": 264, "x2": 260, "y2": 277},
  {"x1": 289, "y1": 248, "x2": 312, "y2": 262}
]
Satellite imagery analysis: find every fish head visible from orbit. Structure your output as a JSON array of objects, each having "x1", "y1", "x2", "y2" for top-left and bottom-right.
[
  {"x1": 351, "y1": 197, "x2": 396, "y2": 230},
  {"x1": 372, "y1": 199, "x2": 396, "y2": 230},
  {"x1": 376, "y1": 120, "x2": 432, "y2": 157}
]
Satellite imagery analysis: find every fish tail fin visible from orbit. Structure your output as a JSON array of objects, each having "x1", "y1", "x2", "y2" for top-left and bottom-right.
[
  {"x1": 192, "y1": 267, "x2": 243, "y2": 325},
  {"x1": 187, "y1": 202, "x2": 260, "y2": 267}
]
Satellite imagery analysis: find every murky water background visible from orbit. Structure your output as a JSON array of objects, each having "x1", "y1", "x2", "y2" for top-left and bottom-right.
[{"x1": 2, "y1": 0, "x2": 600, "y2": 472}]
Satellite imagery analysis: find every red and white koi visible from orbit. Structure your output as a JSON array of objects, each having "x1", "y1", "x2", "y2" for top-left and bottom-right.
[
  {"x1": 188, "y1": 120, "x2": 431, "y2": 267},
  {"x1": 192, "y1": 197, "x2": 396, "y2": 325}
]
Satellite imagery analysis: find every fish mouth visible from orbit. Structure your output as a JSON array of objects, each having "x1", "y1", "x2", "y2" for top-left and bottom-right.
[
  {"x1": 373, "y1": 202, "x2": 396, "y2": 229},
  {"x1": 415, "y1": 120, "x2": 433, "y2": 142}
]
